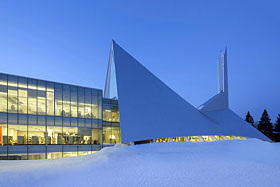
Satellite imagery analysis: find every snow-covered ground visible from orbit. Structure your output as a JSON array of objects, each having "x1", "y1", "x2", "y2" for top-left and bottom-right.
[{"x1": 0, "y1": 139, "x2": 280, "y2": 187}]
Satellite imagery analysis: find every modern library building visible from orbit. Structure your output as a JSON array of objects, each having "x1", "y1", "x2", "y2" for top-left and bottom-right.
[
  {"x1": 0, "y1": 41, "x2": 269, "y2": 160},
  {"x1": 0, "y1": 74, "x2": 121, "y2": 159}
]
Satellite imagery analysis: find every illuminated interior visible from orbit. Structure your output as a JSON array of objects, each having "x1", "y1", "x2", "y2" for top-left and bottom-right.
[
  {"x1": 0, "y1": 74, "x2": 103, "y2": 160},
  {"x1": 154, "y1": 135, "x2": 247, "y2": 143},
  {"x1": 102, "y1": 98, "x2": 121, "y2": 144}
]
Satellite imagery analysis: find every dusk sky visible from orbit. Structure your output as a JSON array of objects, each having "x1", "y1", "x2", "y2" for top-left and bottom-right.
[{"x1": 0, "y1": 1, "x2": 279, "y2": 121}]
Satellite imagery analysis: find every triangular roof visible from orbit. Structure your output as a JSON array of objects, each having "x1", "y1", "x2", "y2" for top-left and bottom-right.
[{"x1": 106, "y1": 41, "x2": 270, "y2": 142}]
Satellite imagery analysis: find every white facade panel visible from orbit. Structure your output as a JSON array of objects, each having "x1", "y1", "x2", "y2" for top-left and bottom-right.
[{"x1": 110, "y1": 41, "x2": 270, "y2": 143}]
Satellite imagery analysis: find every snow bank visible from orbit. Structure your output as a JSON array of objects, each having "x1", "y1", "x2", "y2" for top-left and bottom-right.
[{"x1": 0, "y1": 139, "x2": 280, "y2": 187}]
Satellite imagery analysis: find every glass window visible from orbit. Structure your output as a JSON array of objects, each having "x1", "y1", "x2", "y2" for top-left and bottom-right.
[
  {"x1": 28, "y1": 115, "x2": 37, "y2": 125},
  {"x1": 78, "y1": 87, "x2": 84, "y2": 118},
  {"x1": 103, "y1": 109, "x2": 111, "y2": 122},
  {"x1": 111, "y1": 108, "x2": 120, "y2": 122},
  {"x1": 111, "y1": 127, "x2": 121, "y2": 144},
  {"x1": 63, "y1": 117, "x2": 70, "y2": 127},
  {"x1": 28, "y1": 146, "x2": 46, "y2": 160},
  {"x1": 8, "y1": 145, "x2": 28, "y2": 160},
  {"x1": 55, "y1": 84, "x2": 62, "y2": 116},
  {"x1": 92, "y1": 129, "x2": 101, "y2": 145},
  {"x1": 28, "y1": 79, "x2": 37, "y2": 89},
  {"x1": 85, "y1": 89, "x2": 91, "y2": 118},
  {"x1": 37, "y1": 81, "x2": 46, "y2": 116},
  {"x1": 47, "y1": 146, "x2": 62, "y2": 159},
  {"x1": 70, "y1": 86, "x2": 77, "y2": 117},
  {"x1": 0, "y1": 123, "x2": 7, "y2": 145},
  {"x1": 55, "y1": 116, "x2": 62, "y2": 126},
  {"x1": 8, "y1": 124, "x2": 27, "y2": 145},
  {"x1": 8, "y1": 75, "x2": 17, "y2": 87},
  {"x1": 47, "y1": 116, "x2": 54, "y2": 126},
  {"x1": 0, "y1": 113, "x2": 7, "y2": 124},
  {"x1": 103, "y1": 126, "x2": 112, "y2": 144},
  {"x1": 46, "y1": 82, "x2": 55, "y2": 116},
  {"x1": 46, "y1": 90, "x2": 54, "y2": 116},
  {"x1": 18, "y1": 88, "x2": 27, "y2": 114},
  {"x1": 71, "y1": 117, "x2": 77, "y2": 127},
  {"x1": 0, "y1": 74, "x2": 7, "y2": 85},
  {"x1": 28, "y1": 125, "x2": 46, "y2": 145},
  {"x1": 103, "y1": 126, "x2": 121, "y2": 144},
  {"x1": 62, "y1": 127, "x2": 78, "y2": 144},
  {"x1": 37, "y1": 80, "x2": 45, "y2": 91},
  {"x1": 18, "y1": 114, "x2": 27, "y2": 125},
  {"x1": 47, "y1": 126, "x2": 62, "y2": 144},
  {"x1": 91, "y1": 90, "x2": 98, "y2": 119},
  {"x1": 78, "y1": 118, "x2": 85, "y2": 127},
  {"x1": 47, "y1": 82, "x2": 54, "y2": 92},
  {"x1": 0, "y1": 75, "x2": 7, "y2": 111},
  {"x1": 18, "y1": 77, "x2": 27, "y2": 88},
  {"x1": 37, "y1": 90, "x2": 46, "y2": 115},
  {"x1": 63, "y1": 85, "x2": 71, "y2": 117},
  {"x1": 8, "y1": 113, "x2": 17, "y2": 124},
  {"x1": 85, "y1": 119, "x2": 91, "y2": 128},
  {"x1": 92, "y1": 119, "x2": 102, "y2": 128},
  {"x1": 78, "y1": 127, "x2": 92, "y2": 144},
  {"x1": 8, "y1": 86, "x2": 17, "y2": 113},
  {"x1": 63, "y1": 145, "x2": 77, "y2": 157},
  {"x1": 38, "y1": 115, "x2": 46, "y2": 125},
  {"x1": 28, "y1": 89, "x2": 37, "y2": 115},
  {"x1": 188, "y1": 136, "x2": 203, "y2": 142}
]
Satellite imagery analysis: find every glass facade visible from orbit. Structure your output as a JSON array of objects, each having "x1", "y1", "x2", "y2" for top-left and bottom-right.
[
  {"x1": 0, "y1": 73, "x2": 103, "y2": 160},
  {"x1": 102, "y1": 98, "x2": 121, "y2": 144}
]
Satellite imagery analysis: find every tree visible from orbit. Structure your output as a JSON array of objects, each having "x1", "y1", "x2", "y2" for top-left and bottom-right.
[
  {"x1": 274, "y1": 114, "x2": 280, "y2": 132},
  {"x1": 245, "y1": 111, "x2": 254, "y2": 127},
  {"x1": 257, "y1": 109, "x2": 273, "y2": 139}
]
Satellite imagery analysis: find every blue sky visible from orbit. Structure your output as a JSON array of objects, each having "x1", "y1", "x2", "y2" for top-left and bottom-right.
[{"x1": 0, "y1": 0, "x2": 279, "y2": 122}]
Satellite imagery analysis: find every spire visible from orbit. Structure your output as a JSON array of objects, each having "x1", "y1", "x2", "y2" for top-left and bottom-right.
[
  {"x1": 218, "y1": 50, "x2": 224, "y2": 93},
  {"x1": 104, "y1": 40, "x2": 118, "y2": 99},
  {"x1": 198, "y1": 48, "x2": 229, "y2": 111},
  {"x1": 224, "y1": 47, "x2": 228, "y2": 96}
]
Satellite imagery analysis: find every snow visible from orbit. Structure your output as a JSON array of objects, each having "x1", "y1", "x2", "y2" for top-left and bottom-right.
[{"x1": 0, "y1": 139, "x2": 280, "y2": 187}]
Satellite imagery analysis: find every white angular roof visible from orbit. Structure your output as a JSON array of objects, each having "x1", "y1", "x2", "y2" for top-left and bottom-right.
[{"x1": 105, "y1": 41, "x2": 270, "y2": 142}]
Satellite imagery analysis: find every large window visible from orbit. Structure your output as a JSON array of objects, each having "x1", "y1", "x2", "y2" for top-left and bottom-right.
[
  {"x1": 78, "y1": 87, "x2": 85, "y2": 118},
  {"x1": 78, "y1": 127, "x2": 92, "y2": 144},
  {"x1": 8, "y1": 76, "x2": 18, "y2": 113},
  {"x1": 85, "y1": 89, "x2": 91, "y2": 118},
  {"x1": 70, "y1": 86, "x2": 77, "y2": 117},
  {"x1": 47, "y1": 126, "x2": 62, "y2": 144},
  {"x1": 28, "y1": 79, "x2": 37, "y2": 115},
  {"x1": 92, "y1": 129, "x2": 101, "y2": 144},
  {"x1": 63, "y1": 127, "x2": 78, "y2": 144},
  {"x1": 0, "y1": 120, "x2": 7, "y2": 145},
  {"x1": 92, "y1": 90, "x2": 102, "y2": 119},
  {"x1": 0, "y1": 74, "x2": 7, "y2": 112},
  {"x1": 8, "y1": 124, "x2": 28, "y2": 145},
  {"x1": 37, "y1": 81, "x2": 46, "y2": 115},
  {"x1": 103, "y1": 108, "x2": 120, "y2": 122},
  {"x1": 46, "y1": 82, "x2": 54, "y2": 116},
  {"x1": 55, "y1": 84, "x2": 63, "y2": 116},
  {"x1": 63, "y1": 85, "x2": 71, "y2": 117},
  {"x1": 103, "y1": 126, "x2": 121, "y2": 144},
  {"x1": 18, "y1": 88, "x2": 27, "y2": 114}
]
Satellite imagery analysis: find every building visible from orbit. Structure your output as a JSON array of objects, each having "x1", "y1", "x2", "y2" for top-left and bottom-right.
[
  {"x1": 0, "y1": 74, "x2": 121, "y2": 160},
  {"x1": 0, "y1": 41, "x2": 269, "y2": 160}
]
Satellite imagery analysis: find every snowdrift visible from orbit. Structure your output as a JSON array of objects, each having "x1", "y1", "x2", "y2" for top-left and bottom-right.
[{"x1": 0, "y1": 139, "x2": 280, "y2": 187}]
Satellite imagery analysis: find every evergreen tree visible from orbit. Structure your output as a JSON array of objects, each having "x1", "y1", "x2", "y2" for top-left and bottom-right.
[
  {"x1": 245, "y1": 111, "x2": 254, "y2": 127},
  {"x1": 257, "y1": 109, "x2": 273, "y2": 139},
  {"x1": 274, "y1": 114, "x2": 280, "y2": 132}
]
